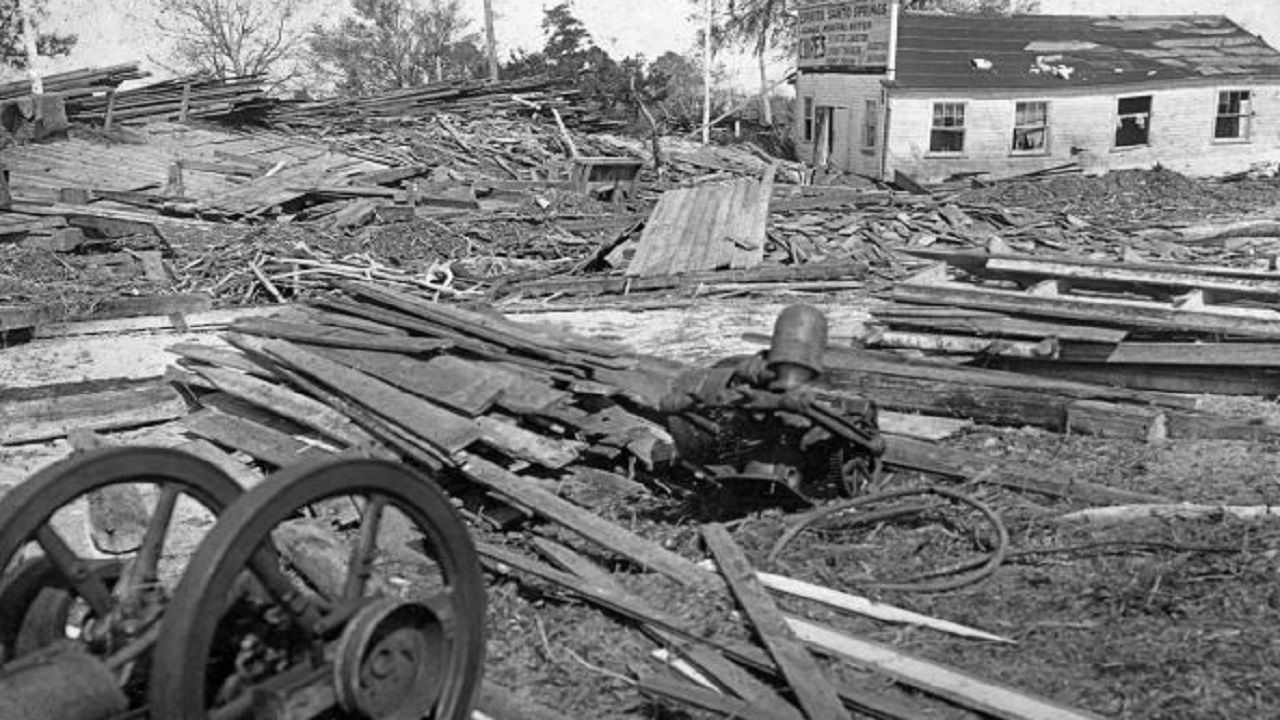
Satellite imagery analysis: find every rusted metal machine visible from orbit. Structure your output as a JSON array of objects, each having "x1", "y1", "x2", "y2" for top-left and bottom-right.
[
  {"x1": 661, "y1": 304, "x2": 885, "y2": 505},
  {"x1": 0, "y1": 447, "x2": 485, "y2": 719}
]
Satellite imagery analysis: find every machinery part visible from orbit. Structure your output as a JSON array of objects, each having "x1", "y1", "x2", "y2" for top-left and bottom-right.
[
  {"x1": 765, "y1": 304, "x2": 828, "y2": 389},
  {"x1": 0, "y1": 643, "x2": 128, "y2": 720},
  {"x1": 661, "y1": 305, "x2": 883, "y2": 502},
  {"x1": 0, "y1": 447, "x2": 244, "y2": 665},
  {"x1": 333, "y1": 599, "x2": 446, "y2": 719},
  {"x1": 149, "y1": 457, "x2": 486, "y2": 720},
  {"x1": 0, "y1": 556, "x2": 123, "y2": 659}
]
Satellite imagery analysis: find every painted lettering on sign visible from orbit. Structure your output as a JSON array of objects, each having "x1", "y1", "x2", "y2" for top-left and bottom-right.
[{"x1": 796, "y1": 0, "x2": 892, "y2": 69}]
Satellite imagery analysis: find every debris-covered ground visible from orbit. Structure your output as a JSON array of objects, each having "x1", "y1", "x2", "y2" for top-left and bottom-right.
[{"x1": 5, "y1": 73, "x2": 1280, "y2": 719}]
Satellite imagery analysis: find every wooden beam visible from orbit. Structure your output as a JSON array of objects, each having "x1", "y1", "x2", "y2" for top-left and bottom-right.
[
  {"x1": 883, "y1": 434, "x2": 1167, "y2": 505},
  {"x1": 181, "y1": 409, "x2": 331, "y2": 468},
  {"x1": 982, "y1": 255, "x2": 1280, "y2": 301},
  {"x1": 532, "y1": 538, "x2": 804, "y2": 720},
  {"x1": 476, "y1": 543, "x2": 919, "y2": 720},
  {"x1": 870, "y1": 309, "x2": 1128, "y2": 344},
  {"x1": 894, "y1": 280, "x2": 1280, "y2": 340},
  {"x1": 229, "y1": 318, "x2": 452, "y2": 354},
  {"x1": 701, "y1": 524, "x2": 850, "y2": 720},
  {"x1": 789, "y1": 618, "x2": 1105, "y2": 720},
  {"x1": 0, "y1": 381, "x2": 188, "y2": 445},
  {"x1": 462, "y1": 455, "x2": 715, "y2": 590},
  {"x1": 254, "y1": 339, "x2": 481, "y2": 454}
]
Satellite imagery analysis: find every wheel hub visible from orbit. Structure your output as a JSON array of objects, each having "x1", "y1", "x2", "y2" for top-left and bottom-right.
[{"x1": 334, "y1": 599, "x2": 446, "y2": 720}]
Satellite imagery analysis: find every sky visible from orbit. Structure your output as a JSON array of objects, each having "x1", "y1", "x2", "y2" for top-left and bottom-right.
[{"x1": 12, "y1": 0, "x2": 1279, "y2": 89}]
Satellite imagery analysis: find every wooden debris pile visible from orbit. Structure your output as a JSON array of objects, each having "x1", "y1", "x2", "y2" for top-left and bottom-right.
[
  {"x1": 66, "y1": 74, "x2": 269, "y2": 127},
  {"x1": 862, "y1": 249, "x2": 1280, "y2": 407},
  {"x1": 0, "y1": 63, "x2": 148, "y2": 102},
  {"x1": 270, "y1": 75, "x2": 624, "y2": 132}
]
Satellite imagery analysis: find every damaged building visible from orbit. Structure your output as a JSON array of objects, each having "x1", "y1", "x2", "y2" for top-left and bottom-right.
[{"x1": 795, "y1": 8, "x2": 1280, "y2": 181}]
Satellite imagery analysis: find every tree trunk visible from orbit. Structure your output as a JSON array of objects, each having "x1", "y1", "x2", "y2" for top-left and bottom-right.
[
  {"x1": 702, "y1": 0, "x2": 713, "y2": 144},
  {"x1": 757, "y1": 53, "x2": 773, "y2": 126},
  {"x1": 483, "y1": 0, "x2": 500, "y2": 82}
]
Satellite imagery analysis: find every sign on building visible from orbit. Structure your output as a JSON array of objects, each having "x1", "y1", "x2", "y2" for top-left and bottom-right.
[{"x1": 796, "y1": 0, "x2": 893, "y2": 70}]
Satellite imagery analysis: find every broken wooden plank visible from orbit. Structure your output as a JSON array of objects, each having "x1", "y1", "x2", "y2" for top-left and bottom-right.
[
  {"x1": 981, "y1": 255, "x2": 1280, "y2": 302},
  {"x1": 312, "y1": 347, "x2": 503, "y2": 417},
  {"x1": 253, "y1": 339, "x2": 481, "y2": 455},
  {"x1": 0, "y1": 381, "x2": 188, "y2": 445},
  {"x1": 986, "y1": 358, "x2": 1280, "y2": 397},
  {"x1": 894, "y1": 279, "x2": 1280, "y2": 340},
  {"x1": 884, "y1": 435, "x2": 1167, "y2": 506},
  {"x1": 701, "y1": 523, "x2": 850, "y2": 720},
  {"x1": 462, "y1": 454, "x2": 714, "y2": 590},
  {"x1": 230, "y1": 317, "x2": 453, "y2": 354},
  {"x1": 476, "y1": 543, "x2": 918, "y2": 720},
  {"x1": 789, "y1": 618, "x2": 1105, "y2": 720},
  {"x1": 181, "y1": 409, "x2": 331, "y2": 468},
  {"x1": 865, "y1": 329, "x2": 1056, "y2": 359},
  {"x1": 1066, "y1": 400, "x2": 1167, "y2": 443},
  {"x1": 475, "y1": 416, "x2": 582, "y2": 469},
  {"x1": 192, "y1": 364, "x2": 375, "y2": 448},
  {"x1": 636, "y1": 675, "x2": 790, "y2": 720},
  {"x1": 532, "y1": 538, "x2": 804, "y2": 720},
  {"x1": 872, "y1": 307, "x2": 1128, "y2": 344}
]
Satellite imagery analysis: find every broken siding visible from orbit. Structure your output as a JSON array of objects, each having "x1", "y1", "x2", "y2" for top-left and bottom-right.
[
  {"x1": 885, "y1": 82, "x2": 1280, "y2": 182},
  {"x1": 794, "y1": 73, "x2": 884, "y2": 176}
]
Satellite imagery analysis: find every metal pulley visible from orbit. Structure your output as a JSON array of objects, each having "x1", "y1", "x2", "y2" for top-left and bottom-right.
[
  {"x1": 0, "y1": 448, "x2": 487, "y2": 720},
  {"x1": 0, "y1": 644, "x2": 127, "y2": 720}
]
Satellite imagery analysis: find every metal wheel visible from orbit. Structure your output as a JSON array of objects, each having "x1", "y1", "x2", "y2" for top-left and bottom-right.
[
  {"x1": 0, "y1": 447, "x2": 244, "y2": 674},
  {"x1": 149, "y1": 458, "x2": 486, "y2": 720}
]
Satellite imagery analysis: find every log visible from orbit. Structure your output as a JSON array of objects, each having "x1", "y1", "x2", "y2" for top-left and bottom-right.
[{"x1": 701, "y1": 524, "x2": 850, "y2": 720}]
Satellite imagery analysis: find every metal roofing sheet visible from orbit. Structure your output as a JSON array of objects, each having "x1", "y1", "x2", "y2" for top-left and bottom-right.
[{"x1": 894, "y1": 14, "x2": 1280, "y2": 90}]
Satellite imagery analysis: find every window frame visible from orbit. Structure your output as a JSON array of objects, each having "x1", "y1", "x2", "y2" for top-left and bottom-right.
[
  {"x1": 1114, "y1": 94, "x2": 1153, "y2": 149},
  {"x1": 928, "y1": 101, "x2": 967, "y2": 156},
  {"x1": 802, "y1": 96, "x2": 815, "y2": 143},
  {"x1": 1213, "y1": 89, "x2": 1253, "y2": 143},
  {"x1": 863, "y1": 98, "x2": 879, "y2": 151},
  {"x1": 1011, "y1": 100, "x2": 1050, "y2": 155}
]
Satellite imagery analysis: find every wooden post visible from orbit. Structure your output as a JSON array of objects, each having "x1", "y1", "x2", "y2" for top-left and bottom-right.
[
  {"x1": 179, "y1": 82, "x2": 192, "y2": 122},
  {"x1": 103, "y1": 88, "x2": 117, "y2": 129},
  {"x1": 483, "y1": 0, "x2": 500, "y2": 82}
]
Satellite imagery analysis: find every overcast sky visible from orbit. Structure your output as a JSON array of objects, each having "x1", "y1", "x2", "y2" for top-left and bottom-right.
[{"x1": 17, "y1": 0, "x2": 1278, "y2": 88}]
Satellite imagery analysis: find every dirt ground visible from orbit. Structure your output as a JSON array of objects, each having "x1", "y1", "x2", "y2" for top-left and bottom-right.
[{"x1": 478, "y1": 413, "x2": 1280, "y2": 720}]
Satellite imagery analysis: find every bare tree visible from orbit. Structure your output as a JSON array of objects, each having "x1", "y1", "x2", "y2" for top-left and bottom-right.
[{"x1": 156, "y1": 0, "x2": 313, "y2": 82}]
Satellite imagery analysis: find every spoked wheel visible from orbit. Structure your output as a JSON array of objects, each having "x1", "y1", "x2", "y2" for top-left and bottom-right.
[
  {"x1": 0, "y1": 448, "x2": 244, "y2": 682},
  {"x1": 149, "y1": 458, "x2": 486, "y2": 720}
]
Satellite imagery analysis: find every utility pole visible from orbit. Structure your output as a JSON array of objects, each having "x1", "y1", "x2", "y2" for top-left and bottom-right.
[
  {"x1": 483, "y1": 0, "x2": 500, "y2": 82},
  {"x1": 702, "y1": 0, "x2": 713, "y2": 144},
  {"x1": 19, "y1": 0, "x2": 43, "y2": 94}
]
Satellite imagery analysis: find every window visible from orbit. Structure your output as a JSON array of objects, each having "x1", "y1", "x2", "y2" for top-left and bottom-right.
[
  {"x1": 802, "y1": 97, "x2": 815, "y2": 142},
  {"x1": 1012, "y1": 101, "x2": 1049, "y2": 153},
  {"x1": 1215, "y1": 90, "x2": 1252, "y2": 140},
  {"x1": 863, "y1": 99, "x2": 878, "y2": 149},
  {"x1": 1115, "y1": 95, "x2": 1151, "y2": 147},
  {"x1": 930, "y1": 102, "x2": 966, "y2": 154}
]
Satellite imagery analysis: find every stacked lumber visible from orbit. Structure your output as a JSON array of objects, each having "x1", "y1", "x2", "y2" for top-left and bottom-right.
[
  {"x1": 864, "y1": 251, "x2": 1280, "y2": 398},
  {"x1": 67, "y1": 74, "x2": 269, "y2": 126},
  {"x1": 270, "y1": 75, "x2": 623, "y2": 132},
  {"x1": 0, "y1": 63, "x2": 148, "y2": 102}
]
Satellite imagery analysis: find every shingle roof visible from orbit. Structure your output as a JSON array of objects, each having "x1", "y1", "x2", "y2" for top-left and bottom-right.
[{"x1": 894, "y1": 14, "x2": 1280, "y2": 90}]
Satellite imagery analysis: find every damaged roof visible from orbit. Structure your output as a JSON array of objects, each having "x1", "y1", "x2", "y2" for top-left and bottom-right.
[{"x1": 894, "y1": 14, "x2": 1280, "y2": 90}]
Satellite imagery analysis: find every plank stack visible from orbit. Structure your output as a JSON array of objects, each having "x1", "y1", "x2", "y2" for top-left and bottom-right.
[{"x1": 864, "y1": 250, "x2": 1280, "y2": 397}]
